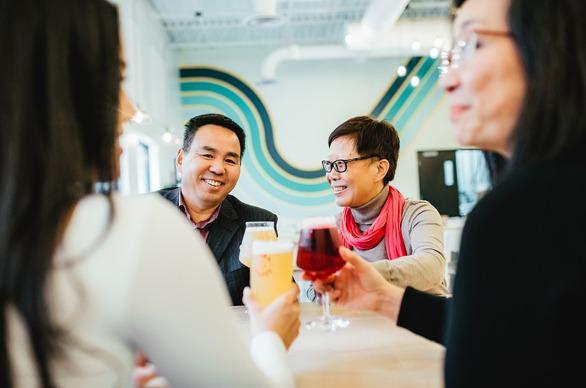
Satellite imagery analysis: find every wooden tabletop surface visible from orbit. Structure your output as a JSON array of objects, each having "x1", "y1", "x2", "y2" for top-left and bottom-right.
[{"x1": 232, "y1": 302, "x2": 445, "y2": 388}]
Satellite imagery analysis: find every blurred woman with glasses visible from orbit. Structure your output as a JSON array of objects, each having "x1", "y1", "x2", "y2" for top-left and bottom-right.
[
  {"x1": 320, "y1": 116, "x2": 449, "y2": 296},
  {"x1": 0, "y1": 1, "x2": 300, "y2": 387},
  {"x1": 315, "y1": 0, "x2": 586, "y2": 386}
]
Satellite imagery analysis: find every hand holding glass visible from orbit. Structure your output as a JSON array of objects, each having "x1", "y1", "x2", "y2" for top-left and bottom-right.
[{"x1": 296, "y1": 217, "x2": 349, "y2": 331}]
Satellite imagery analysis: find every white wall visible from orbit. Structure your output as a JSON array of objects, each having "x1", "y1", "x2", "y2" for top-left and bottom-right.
[
  {"x1": 175, "y1": 47, "x2": 459, "y2": 239},
  {"x1": 111, "y1": 0, "x2": 459, "y2": 199},
  {"x1": 178, "y1": 47, "x2": 404, "y2": 169},
  {"x1": 113, "y1": 0, "x2": 182, "y2": 192}
]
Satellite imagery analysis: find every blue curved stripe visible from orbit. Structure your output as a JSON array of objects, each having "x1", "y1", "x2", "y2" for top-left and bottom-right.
[
  {"x1": 401, "y1": 87, "x2": 444, "y2": 148},
  {"x1": 181, "y1": 83, "x2": 329, "y2": 192},
  {"x1": 376, "y1": 57, "x2": 436, "y2": 126},
  {"x1": 385, "y1": 57, "x2": 437, "y2": 126},
  {"x1": 394, "y1": 59, "x2": 440, "y2": 132},
  {"x1": 181, "y1": 104, "x2": 333, "y2": 205},
  {"x1": 370, "y1": 57, "x2": 422, "y2": 117},
  {"x1": 180, "y1": 68, "x2": 323, "y2": 179},
  {"x1": 181, "y1": 95, "x2": 241, "y2": 126},
  {"x1": 243, "y1": 156, "x2": 333, "y2": 205},
  {"x1": 179, "y1": 58, "x2": 442, "y2": 207}
]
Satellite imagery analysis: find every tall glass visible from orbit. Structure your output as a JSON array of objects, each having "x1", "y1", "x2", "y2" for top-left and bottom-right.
[
  {"x1": 250, "y1": 240, "x2": 293, "y2": 307},
  {"x1": 239, "y1": 221, "x2": 277, "y2": 267},
  {"x1": 296, "y1": 217, "x2": 349, "y2": 331}
]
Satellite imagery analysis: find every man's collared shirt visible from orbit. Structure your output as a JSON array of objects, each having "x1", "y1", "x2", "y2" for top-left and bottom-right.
[{"x1": 178, "y1": 193, "x2": 220, "y2": 241}]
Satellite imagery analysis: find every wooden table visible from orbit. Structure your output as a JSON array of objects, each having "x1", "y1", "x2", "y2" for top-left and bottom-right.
[{"x1": 233, "y1": 303, "x2": 445, "y2": 388}]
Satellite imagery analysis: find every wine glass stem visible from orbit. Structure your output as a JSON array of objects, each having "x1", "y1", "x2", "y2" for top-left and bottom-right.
[{"x1": 322, "y1": 291, "x2": 332, "y2": 323}]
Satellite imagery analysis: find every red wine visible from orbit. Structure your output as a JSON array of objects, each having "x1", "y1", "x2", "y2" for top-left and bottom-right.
[{"x1": 296, "y1": 226, "x2": 345, "y2": 280}]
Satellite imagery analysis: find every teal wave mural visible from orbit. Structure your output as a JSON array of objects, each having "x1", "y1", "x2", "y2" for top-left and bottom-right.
[{"x1": 179, "y1": 56, "x2": 441, "y2": 207}]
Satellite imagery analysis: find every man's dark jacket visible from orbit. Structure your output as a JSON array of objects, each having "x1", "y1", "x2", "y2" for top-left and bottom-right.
[{"x1": 157, "y1": 187, "x2": 278, "y2": 305}]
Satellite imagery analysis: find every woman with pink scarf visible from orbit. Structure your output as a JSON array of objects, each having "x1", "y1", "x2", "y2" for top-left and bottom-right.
[{"x1": 324, "y1": 116, "x2": 449, "y2": 296}]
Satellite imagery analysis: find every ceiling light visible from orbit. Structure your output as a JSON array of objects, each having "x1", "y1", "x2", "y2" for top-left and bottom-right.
[
  {"x1": 397, "y1": 65, "x2": 407, "y2": 77},
  {"x1": 131, "y1": 108, "x2": 151, "y2": 125},
  {"x1": 344, "y1": 34, "x2": 353, "y2": 45},
  {"x1": 410, "y1": 76, "x2": 420, "y2": 87},
  {"x1": 161, "y1": 130, "x2": 173, "y2": 143}
]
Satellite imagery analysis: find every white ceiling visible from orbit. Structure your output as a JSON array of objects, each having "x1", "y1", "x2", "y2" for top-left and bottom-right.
[{"x1": 148, "y1": 0, "x2": 452, "y2": 49}]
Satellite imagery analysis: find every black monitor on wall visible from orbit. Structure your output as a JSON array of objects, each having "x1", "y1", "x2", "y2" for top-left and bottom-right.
[{"x1": 417, "y1": 149, "x2": 491, "y2": 217}]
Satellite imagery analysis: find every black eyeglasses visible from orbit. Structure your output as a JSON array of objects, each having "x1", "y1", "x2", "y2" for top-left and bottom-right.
[{"x1": 321, "y1": 155, "x2": 377, "y2": 173}]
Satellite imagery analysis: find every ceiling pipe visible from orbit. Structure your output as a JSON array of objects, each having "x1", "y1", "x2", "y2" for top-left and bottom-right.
[
  {"x1": 359, "y1": 0, "x2": 411, "y2": 37},
  {"x1": 259, "y1": 44, "x2": 406, "y2": 84},
  {"x1": 346, "y1": 0, "x2": 411, "y2": 50},
  {"x1": 260, "y1": 18, "x2": 450, "y2": 83}
]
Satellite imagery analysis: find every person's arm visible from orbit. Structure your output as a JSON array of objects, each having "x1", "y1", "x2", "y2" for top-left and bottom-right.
[
  {"x1": 126, "y1": 200, "x2": 296, "y2": 388},
  {"x1": 397, "y1": 287, "x2": 450, "y2": 344},
  {"x1": 371, "y1": 201, "x2": 448, "y2": 294}
]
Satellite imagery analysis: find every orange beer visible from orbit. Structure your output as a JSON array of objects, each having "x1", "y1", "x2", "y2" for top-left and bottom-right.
[
  {"x1": 250, "y1": 240, "x2": 293, "y2": 307},
  {"x1": 239, "y1": 221, "x2": 277, "y2": 267}
]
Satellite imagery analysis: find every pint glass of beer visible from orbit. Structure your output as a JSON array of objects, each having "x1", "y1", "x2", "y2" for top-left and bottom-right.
[
  {"x1": 239, "y1": 221, "x2": 277, "y2": 267},
  {"x1": 250, "y1": 240, "x2": 293, "y2": 307}
]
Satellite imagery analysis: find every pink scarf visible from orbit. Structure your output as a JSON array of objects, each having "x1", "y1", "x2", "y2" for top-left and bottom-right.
[{"x1": 339, "y1": 186, "x2": 407, "y2": 260}]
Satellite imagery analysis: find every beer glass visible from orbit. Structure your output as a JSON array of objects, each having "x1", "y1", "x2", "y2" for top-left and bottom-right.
[
  {"x1": 250, "y1": 240, "x2": 293, "y2": 307},
  {"x1": 239, "y1": 221, "x2": 277, "y2": 267}
]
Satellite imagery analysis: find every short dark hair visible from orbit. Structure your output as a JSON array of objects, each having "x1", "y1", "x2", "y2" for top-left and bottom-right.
[
  {"x1": 328, "y1": 116, "x2": 400, "y2": 184},
  {"x1": 183, "y1": 113, "x2": 246, "y2": 158}
]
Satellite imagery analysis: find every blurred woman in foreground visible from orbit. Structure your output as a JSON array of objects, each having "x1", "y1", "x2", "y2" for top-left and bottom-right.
[
  {"x1": 315, "y1": 0, "x2": 586, "y2": 386},
  {"x1": 0, "y1": 1, "x2": 299, "y2": 387}
]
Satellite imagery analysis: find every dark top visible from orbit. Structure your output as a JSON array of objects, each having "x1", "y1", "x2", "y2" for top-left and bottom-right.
[
  {"x1": 157, "y1": 187, "x2": 278, "y2": 305},
  {"x1": 397, "y1": 160, "x2": 586, "y2": 387}
]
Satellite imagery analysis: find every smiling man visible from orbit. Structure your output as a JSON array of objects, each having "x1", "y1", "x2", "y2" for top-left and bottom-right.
[{"x1": 157, "y1": 113, "x2": 277, "y2": 305}]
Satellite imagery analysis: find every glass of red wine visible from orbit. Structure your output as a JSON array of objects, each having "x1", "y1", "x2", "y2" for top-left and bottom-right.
[{"x1": 296, "y1": 217, "x2": 349, "y2": 331}]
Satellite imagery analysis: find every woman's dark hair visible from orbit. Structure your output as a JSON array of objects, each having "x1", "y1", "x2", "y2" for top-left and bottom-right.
[
  {"x1": 183, "y1": 113, "x2": 246, "y2": 158},
  {"x1": 0, "y1": 1, "x2": 121, "y2": 387},
  {"x1": 507, "y1": 0, "x2": 586, "y2": 169},
  {"x1": 455, "y1": 0, "x2": 586, "y2": 170},
  {"x1": 481, "y1": 151, "x2": 507, "y2": 186},
  {"x1": 328, "y1": 116, "x2": 400, "y2": 184}
]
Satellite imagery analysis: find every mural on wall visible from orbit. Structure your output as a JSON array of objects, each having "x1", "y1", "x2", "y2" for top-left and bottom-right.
[{"x1": 179, "y1": 56, "x2": 442, "y2": 218}]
